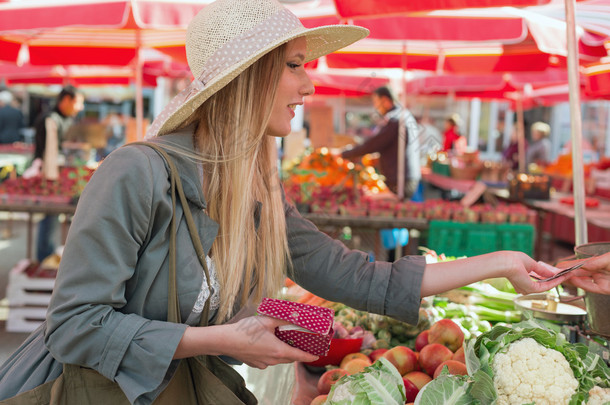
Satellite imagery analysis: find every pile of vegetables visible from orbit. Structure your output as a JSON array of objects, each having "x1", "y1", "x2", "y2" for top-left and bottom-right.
[
  {"x1": 326, "y1": 357, "x2": 406, "y2": 404},
  {"x1": 333, "y1": 304, "x2": 442, "y2": 351},
  {"x1": 415, "y1": 319, "x2": 610, "y2": 405}
]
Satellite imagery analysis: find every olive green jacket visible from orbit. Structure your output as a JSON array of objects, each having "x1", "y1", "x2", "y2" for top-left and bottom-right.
[{"x1": 0, "y1": 128, "x2": 425, "y2": 404}]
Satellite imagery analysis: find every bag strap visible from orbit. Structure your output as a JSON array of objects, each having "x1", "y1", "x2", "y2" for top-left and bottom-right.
[{"x1": 130, "y1": 142, "x2": 212, "y2": 327}]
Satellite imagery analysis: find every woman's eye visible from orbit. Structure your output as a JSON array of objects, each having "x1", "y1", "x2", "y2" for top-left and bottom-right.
[{"x1": 287, "y1": 63, "x2": 301, "y2": 69}]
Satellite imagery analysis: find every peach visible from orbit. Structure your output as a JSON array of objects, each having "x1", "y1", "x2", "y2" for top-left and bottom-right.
[
  {"x1": 428, "y1": 319, "x2": 464, "y2": 352},
  {"x1": 317, "y1": 368, "x2": 348, "y2": 395},
  {"x1": 381, "y1": 345, "x2": 418, "y2": 375},
  {"x1": 452, "y1": 346, "x2": 465, "y2": 363},
  {"x1": 433, "y1": 360, "x2": 468, "y2": 379},
  {"x1": 368, "y1": 348, "x2": 388, "y2": 363},
  {"x1": 310, "y1": 394, "x2": 328, "y2": 405},
  {"x1": 402, "y1": 377, "x2": 420, "y2": 403},
  {"x1": 414, "y1": 330, "x2": 429, "y2": 352},
  {"x1": 339, "y1": 352, "x2": 369, "y2": 369},
  {"x1": 403, "y1": 371, "x2": 433, "y2": 390},
  {"x1": 343, "y1": 358, "x2": 372, "y2": 375},
  {"x1": 419, "y1": 343, "x2": 454, "y2": 376}
]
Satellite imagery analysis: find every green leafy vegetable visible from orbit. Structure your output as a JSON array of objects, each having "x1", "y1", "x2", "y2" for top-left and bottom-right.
[
  {"x1": 414, "y1": 368, "x2": 479, "y2": 405},
  {"x1": 326, "y1": 357, "x2": 406, "y2": 405}
]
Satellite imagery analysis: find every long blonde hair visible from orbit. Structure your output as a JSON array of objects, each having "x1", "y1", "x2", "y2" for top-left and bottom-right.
[{"x1": 181, "y1": 44, "x2": 290, "y2": 322}]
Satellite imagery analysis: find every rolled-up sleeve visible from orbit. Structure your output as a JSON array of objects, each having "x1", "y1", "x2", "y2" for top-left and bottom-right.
[
  {"x1": 44, "y1": 146, "x2": 187, "y2": 404},
  {"x1": 284, "y1": 202, "x2": 425, "y2": 325}
]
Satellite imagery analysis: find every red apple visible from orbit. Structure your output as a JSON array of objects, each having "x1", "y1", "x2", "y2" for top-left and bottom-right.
[
  {"x1": 427, "y1": 319, "x2": 465, "y2": 352},
  {"x1": 452, "y1": 347, "x2": 465, "y2": 363},
  {"x1": 402, "y1": 377, "x2": 420, "y2": 403},
  {"x1": 414, "y1": 330, "x2": 429, "y2": 352},
  {"x1": 419, "y1": 343, "x2": 454, "y2": 376},
  {"x1": 343, "y1": 358, "x2": 372, "y2": 375},
  {"x1": 310, "y1": 394, "x2": 328, "y2": 405},
  {"x1": 403, "y1": 371, "x2": 432, "y2": 390},
  {"x1": 368, "y1": 348, "x2": 388, "y2": 363},
  {"x1": 381, "y1": 345, "x2": 418, "y2": 375},
  {"x1": 317, "y1": 369, "x2": 348, "y2": 395},
  {"x1": 433, "y1": 360, "x2": 468, "y2": 379}
]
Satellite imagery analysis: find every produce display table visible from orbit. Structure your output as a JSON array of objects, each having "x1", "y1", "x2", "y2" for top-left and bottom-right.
[
  {"x1": 0, "y1": 198, "x2": 77, "y2": 260},
  {"x1": 525, "y1": 192, "x2": 610, "y2": 258},
  {"x1": 421, "y1": 170, "x2": 476, "y2": 194},
  {"x1": 302, "y1": 213, "x2": 429, "y2": 259}
]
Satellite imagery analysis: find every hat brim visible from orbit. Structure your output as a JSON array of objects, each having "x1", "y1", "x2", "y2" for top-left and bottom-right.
[{"x1": 156, "y1": 25, "x2": 368, "y2": 136}]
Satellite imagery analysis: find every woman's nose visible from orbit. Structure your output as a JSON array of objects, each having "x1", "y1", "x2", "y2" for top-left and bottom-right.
[{"x1": 301, "y1": 72, "x2": 315, "y2": 97}]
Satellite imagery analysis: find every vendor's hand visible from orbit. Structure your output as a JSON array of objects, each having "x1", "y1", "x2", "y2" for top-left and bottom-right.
[
  {"x1": 557, "y1": 253, "x2": 610, "y2": 295},
  {"x1": 224, "y1": 315, "x2": 319, "y2": 369},
  {"x1": 504, "y1": 251, "x2": 570, "y2": 295}
]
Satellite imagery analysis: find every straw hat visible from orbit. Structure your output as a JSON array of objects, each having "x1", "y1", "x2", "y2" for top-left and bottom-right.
[{"x1": 147, "y1": 0, "x2": 368, "y2": 137}]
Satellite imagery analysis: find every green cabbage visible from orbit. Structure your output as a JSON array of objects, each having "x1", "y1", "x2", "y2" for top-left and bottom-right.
[
  {"x1": 326, "y1": 357, "x2": 406, "y2": 405},
  {"x1": 414, "y1": 368, "x2": 479, "y2": 405}
]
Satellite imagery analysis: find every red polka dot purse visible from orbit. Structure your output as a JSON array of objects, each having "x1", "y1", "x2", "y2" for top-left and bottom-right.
[{"x1": 257, "y1": 298, "x2": 335, "y2": 356}]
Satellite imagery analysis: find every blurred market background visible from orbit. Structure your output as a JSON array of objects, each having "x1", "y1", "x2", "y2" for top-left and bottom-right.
[{"x1": 1, "y1": 0, "x2": 610, "y2": 402}]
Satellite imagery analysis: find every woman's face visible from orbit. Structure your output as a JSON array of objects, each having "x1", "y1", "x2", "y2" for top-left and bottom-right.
[{"x1": 266, "y1": 37, "x2": 315, "y2": 137}]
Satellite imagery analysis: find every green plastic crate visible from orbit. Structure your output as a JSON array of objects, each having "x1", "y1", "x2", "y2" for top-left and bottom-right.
[{"x1": 427, "y1": 220, "x2": 535, "y2": 257}]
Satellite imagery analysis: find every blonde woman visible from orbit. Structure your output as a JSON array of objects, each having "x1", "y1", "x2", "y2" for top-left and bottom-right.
[{"x1": 0, "y1": 0, "x2": 569, "y2": 403}]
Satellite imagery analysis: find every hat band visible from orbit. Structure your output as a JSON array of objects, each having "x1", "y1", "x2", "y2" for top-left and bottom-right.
[{"x1": 146, "y1": 8, "x2": 304, "y2": 138}]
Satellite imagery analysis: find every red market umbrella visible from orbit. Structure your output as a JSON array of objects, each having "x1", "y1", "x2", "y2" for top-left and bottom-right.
[
  {"x1": 307, "y1": 72, "x2": 390, "y2": 97},
  {"x1": 0, "y1": 0, "x2": 210, "y2": 139},
  {"x1": 331, "y1": 0, "x2": 567, "y2": 18},
  {"x1": 296, "y1": 2, "x2": 608, "y2": 73}
]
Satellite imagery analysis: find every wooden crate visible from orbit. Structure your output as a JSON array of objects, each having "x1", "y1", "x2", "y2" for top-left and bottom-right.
[{"x1": 6, "y1": 259, "x2": 56, "y2": 332}]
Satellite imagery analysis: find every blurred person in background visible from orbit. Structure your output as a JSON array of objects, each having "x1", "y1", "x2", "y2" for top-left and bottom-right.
[
  {"x1": 342, "y1": 86, "x2": 420, "y2": 199},
  {"x1": 442, "y1": 113, "x2": 462, "y2": 152},
  {"x1": 27, "y1": 86, "x2": 84, "y2": 262},
  {"x1": 503, "y1": 125, "x2": 528, "y2": 171},
  {"x1": 0, "y1": 90, "x2": 24, "y2": 144},
  {"x1": 526, "y1": 121, "x2": 551, "y2": 166}
]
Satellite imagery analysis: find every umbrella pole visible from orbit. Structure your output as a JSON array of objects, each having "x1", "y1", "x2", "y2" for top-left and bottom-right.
[
  {"x1": 397, "y1": 42, "x2": 407, "y2": 200},
  {"x1": 516, "y1": 94, "x2": 526, "y2": 173},
  {"x1": 564, "y1": 0, "x2": 588, "y2": 245},
  {"x1": 135, "y1": 29, "x2": 144, "y2": 141}
]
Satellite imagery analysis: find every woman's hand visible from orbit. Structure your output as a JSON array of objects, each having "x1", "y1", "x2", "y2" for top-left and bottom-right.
[
  {"x1": 223, "y1": 316, "x2": 319, "y2": 369},
  {"x1": 557, "y1": 253, "x2": 610, "y2": 295},
  {"x1": 503, "y1": 251, "x2": 570, "y2": 295},
  {"x1": 174, "y1": 315, "x2": 318, "y2": 368}
]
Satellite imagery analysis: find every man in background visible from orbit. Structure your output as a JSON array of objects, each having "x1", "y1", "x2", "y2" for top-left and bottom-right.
[
  {"x1": 0, "y1": 90, "x2": 24, "y2": 144},
  {"x1": 27, "y1": 86, "x2": 84, "y2": 262},
  {"x1": 342, "y1": 86, "x2": 421, "y2": 199}
]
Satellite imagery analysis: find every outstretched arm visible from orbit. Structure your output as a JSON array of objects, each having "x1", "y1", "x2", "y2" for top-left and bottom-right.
[{"x1": 421, "y1": 251, "x2": 568, "y2": 297}]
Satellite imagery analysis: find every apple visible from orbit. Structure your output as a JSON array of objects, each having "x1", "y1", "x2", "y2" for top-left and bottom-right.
[
  {"x1": 381, "y1": 346, "x2": 418, "y2": 375},
  {"x1": 418, "y1": 343, "x2": 453, "y2": 376},
  {"x1": 317, "y1": 369, "x2": 348, "y2": 395},
  {"x1": 402, "y1": 377, "x2": 420, "y2": 403},
  {"x1": 403, "y1": 371, "x2": 432, "y2": 390},
  {"x1": 339, "y1": 352, "x2": 370, "y2": 369},
  {"x1": 427, "y1": 319, "x2": 465, "y2": 352},
  {"x1": 414, "y1": 330, "x2": 429, "y2": 352},
  {"x1": 452, "y1": 347, "x2": 465, "y2": 363},
  {"x1": 368, "y1": 348, "x2": 388, "y2": 363},
  {"x1": 433, "y1": 360, "x2": 469, "y2": 379},
  {"x1": 343, "y1": 358, "x2": 372, "y2": 375},
  {"x1": 310, "y1": 394, "x2": 328, "y2": 405}
]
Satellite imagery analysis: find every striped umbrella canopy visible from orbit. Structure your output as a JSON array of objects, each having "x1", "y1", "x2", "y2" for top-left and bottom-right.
[
  {"x1": 331, "y1": 0, "x2": 573, "y2": 18},
  {"x1": 295, "y1": 0, "x2": 608, "y2": 73}
]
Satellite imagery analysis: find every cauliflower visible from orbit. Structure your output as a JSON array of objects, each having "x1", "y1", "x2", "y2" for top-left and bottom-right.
[
  {"x1": 492, "y1": 338, "x2": 578, "y2": 405},
  {"x1": 588, "y1": 386, "x2": 610, "y2": 405}
]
